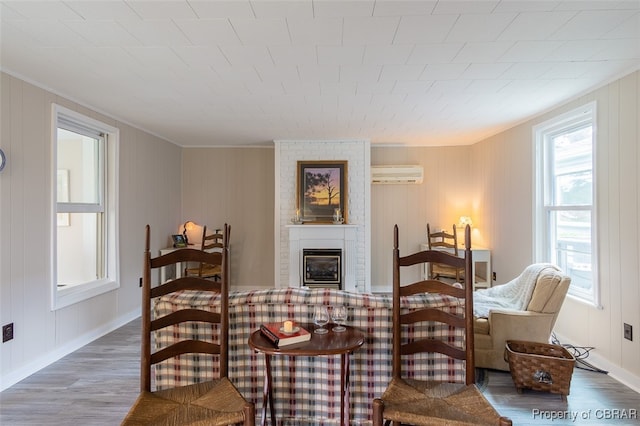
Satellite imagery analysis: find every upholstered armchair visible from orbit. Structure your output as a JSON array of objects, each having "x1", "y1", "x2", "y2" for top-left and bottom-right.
[{"x1": 473, "y1": 264, "x2": 571, "y2": 371}]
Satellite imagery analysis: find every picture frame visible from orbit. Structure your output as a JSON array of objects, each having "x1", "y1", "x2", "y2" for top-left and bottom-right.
[
  {"x1": 171, "y1": 234, "x2": 187, "y2": 248},
  {"x1": 297, "y1": 160, "x2": 348, "y2": 224}
]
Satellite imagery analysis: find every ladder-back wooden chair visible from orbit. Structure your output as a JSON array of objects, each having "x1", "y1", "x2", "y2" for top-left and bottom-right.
[
  {"x1": 427, "y1": 223, "x2": 465, "y2": 282},
  {"x1": 122, "y1": 224, "x2": 254, "y2": 426},
  {"x1": 185, "y1": 225, "x2": 224, "y2": 280},
  {"x1": 372, "y1": 225, "x2": 511, "y2": 426}
]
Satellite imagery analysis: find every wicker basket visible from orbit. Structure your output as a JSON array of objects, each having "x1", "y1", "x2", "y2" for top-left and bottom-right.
[{"x1": 505, "y1": 340, "x2": 575, "y2": 399}]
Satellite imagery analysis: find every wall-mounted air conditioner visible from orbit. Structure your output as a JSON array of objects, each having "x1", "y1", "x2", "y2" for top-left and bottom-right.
[{"x1": 371, "y1": 165, "x2": 424, "y2": 184}]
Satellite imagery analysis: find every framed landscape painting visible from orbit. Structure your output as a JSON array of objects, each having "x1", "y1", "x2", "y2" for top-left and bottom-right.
[{"x1": 297, "y1": 160, "x2": 348, "y2": 224}]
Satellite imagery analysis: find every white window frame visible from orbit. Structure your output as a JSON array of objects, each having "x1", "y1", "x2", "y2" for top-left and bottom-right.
[
  {"x1": 51, "y1": 104, "x2": 119, "y2": 310},
  {"x1": 533, "y1": 101, "x2": 599, "y2": 307}
]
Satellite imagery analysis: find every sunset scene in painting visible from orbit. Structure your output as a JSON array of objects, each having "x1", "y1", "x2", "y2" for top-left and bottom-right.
[{"x1": 303, "y1": 167, "x2": 341, "y2": 208}]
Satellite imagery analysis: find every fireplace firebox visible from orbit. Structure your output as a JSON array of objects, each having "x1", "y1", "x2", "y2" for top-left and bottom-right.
[{"x1": 303, "y1": 249, "x2": 342, "y2": 289}]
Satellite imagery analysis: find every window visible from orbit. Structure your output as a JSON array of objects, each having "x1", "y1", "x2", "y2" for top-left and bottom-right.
[
  {"x1": 52, "y1": 105, "x2": 119, "y2": 310},
  {"x1": 534, "y1": 102, "x2": 598, "y2": 306}
]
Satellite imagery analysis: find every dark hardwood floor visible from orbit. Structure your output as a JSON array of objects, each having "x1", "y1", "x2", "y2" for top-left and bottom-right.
[{"x1": 1, "y1": 318, "x2": 639, "y2": 425}]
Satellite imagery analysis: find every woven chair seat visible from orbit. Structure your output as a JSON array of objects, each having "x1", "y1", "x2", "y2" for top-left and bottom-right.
[
  {"x1": 122, "y1": 378, "x2": 247, "y2": 425},
  {"x1": 185, "y1": 264, "x2": 221, "y2": 278},
  {"x1": 431, "y1": 263, "x2": 465, "y2": 279},
  {"x1": 381, "y1": 378, "x2": 507, "y2": 425}
]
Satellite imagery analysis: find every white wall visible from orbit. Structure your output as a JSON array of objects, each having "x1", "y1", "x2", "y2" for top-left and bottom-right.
[
  {"x1": 471, "y1": 70, "x2": 640, "y2": 385},
  {"x1": 370, "y1": 145, "x2": 477, "y2": 290},
  {"x1": 0, "y1": 72, "x2": 182, "y2": 389},
  {"x1": 181, "y1": 147, "x2": 275, "y2": 290}
]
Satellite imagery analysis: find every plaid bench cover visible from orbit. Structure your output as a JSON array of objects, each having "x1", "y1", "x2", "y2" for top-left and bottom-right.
[{"x1": 154, "y1": 287, "x2": 466, "y2": 425}]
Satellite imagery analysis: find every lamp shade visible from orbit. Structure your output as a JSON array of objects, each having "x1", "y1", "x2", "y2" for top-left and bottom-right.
[
  {"x1": 458, "y1": 216, "x2": 473, "y2": 228},
  {"x1": 180, "y1": 221, "x2": 203, "y2": 245}
]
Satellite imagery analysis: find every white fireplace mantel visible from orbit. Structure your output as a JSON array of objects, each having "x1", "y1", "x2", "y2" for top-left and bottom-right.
[{"x1": 287, "y1": 224, "x2": 358, "y2": 292}]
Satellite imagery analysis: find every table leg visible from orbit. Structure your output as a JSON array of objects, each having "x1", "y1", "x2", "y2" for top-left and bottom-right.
[
  {"x1": 340, "y1": 352, "x2": 351, "y2": 426},
  {"x1": 176, "y1": 261, "x2": 183, "y2": 279},
  {"x1": 160, "y1": 262, "x2": 180, "y2": 284},
  {"x1": 160, "y1": 265, "x2": 167, "y2": 284},
  {"x1": 261, "y1": 354, "x2": 276, "y2": 426}
]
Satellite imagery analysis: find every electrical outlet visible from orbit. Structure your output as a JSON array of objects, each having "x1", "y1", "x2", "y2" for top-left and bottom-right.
[
  {"x1": 3, "y1": 323, "x2": 14, "y2": 343},
  {"x1": 492, "y1": 272, "x2": 497, "y2": 281},
  {"x1": 624, "y1": 323, "x2": 633, "y2": 341}
]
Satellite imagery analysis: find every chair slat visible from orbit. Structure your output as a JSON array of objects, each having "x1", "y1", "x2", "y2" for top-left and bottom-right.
[
  {"x1": 150, "y1": 309, "x2": 221, "y2": 332},
  {"x1": 399, "y1": 250, "x2": 465, "y2": 269},
  {"x1": 401, "y1": 339, "x2": 466, "y2": 360},
  {"x1": 150, "y1": 277, "x2": 222, "y2": 298},
  {"x1": 401, "y1": 308, "x2": 466, "y2": 328},
  {"x1": 400, "y1": 280, "x2": 465, "y2": 298},
  {"x1": 151, "y1": 248, "x2": 221, "y2": 268},
  {"x1": 150, "y1": 340, "x2": 221, "y2": 365}
]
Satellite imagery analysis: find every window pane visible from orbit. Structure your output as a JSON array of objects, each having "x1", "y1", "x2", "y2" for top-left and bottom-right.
[
  {"x1": 57, "y1": 212, "x2": 104, "y2": 288},
  {"x1": 551, "y1": 210, "x2": 592, "y2": 294},
  {"x1": 551, "y1": 126, "x2": 592, "y2": 206},
  {"x1": 554, "y1": 170, "x2": 592, "y2": 205},
  {"x1": 57, "y1": 128, "x2": 100, "y2": 204}
]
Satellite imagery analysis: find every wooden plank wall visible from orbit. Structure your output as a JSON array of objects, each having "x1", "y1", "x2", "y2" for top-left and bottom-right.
[
  {"x1": 471, "y1": 70, "x2": 640, "y2": 380},
  {"x1": 0, "y1": 72, "x2": 182, "y2": 389}
]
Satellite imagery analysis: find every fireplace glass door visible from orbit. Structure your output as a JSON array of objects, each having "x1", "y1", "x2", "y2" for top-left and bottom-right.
[{"x1": 303, "y1": 249, "x2": 342, "y2": 289}]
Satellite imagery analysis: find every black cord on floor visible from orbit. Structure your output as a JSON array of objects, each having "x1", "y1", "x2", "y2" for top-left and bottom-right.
[{"x1": 551, "y1": 332, "x2": 609, "y2": 374}]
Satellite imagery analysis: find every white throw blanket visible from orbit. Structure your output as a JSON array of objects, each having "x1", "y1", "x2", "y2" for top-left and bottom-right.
[{"x1": 473, "y1": 263, "x2": 560, "y2": 318}]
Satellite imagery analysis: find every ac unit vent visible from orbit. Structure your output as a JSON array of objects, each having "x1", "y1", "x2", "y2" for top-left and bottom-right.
[{"x1": 371, "y1": 165, "x2": 424, "y2": 184}]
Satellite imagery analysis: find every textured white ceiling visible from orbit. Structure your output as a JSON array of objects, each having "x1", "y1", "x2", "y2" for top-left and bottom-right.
[{"x1": 1, "y1": 0, "x2": 639, "y2": 147}]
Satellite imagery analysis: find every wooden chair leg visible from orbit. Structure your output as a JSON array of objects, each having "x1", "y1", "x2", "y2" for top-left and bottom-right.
[
  {"x1": 500, "y1": 416, "x2": 513, "y2": 425},
  {"x1": 243, "y1": 401, "x2": 255, "y2": 426},
  {"x1": 372, "y1": 398, "x2": 384, "y2": 426}
]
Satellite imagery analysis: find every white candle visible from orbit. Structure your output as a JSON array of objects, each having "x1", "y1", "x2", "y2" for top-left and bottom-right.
[{"x1": 283, "y1": 320, "x2": 293, "y2": 333}]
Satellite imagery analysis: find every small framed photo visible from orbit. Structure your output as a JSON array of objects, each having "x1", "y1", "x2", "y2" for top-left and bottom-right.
[{"x1": 172, "y1": 234, "x2": 187, "y2": 248}]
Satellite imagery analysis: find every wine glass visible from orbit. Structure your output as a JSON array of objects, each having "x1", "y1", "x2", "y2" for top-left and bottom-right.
[
  {"x1": 313, "y1": 305, "x2": 329, "y2": 334},
  {"x1": 331, "y1": 305, "x2": 347, "y2": 332}
]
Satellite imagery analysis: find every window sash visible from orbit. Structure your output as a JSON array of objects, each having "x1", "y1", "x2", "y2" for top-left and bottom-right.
[
  {"x1": 52, "y1": 104, "x2": 118, "y2": 310},
  {"x1": 57, "y1": 203, "x2": 104, "y2": 214},
  {"x1": 56, "y1": 130, "x2": 105, "y2": 208},
  {"x1": 534, "y1": 101, "x2": 598, "y2": 307}
]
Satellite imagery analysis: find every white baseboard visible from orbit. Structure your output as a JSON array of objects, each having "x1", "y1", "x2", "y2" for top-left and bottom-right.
[
  {"x1": 554, "y1": 332, "x2": 640, "y2": 394},
  {"x1": 0, "y1": 309, "x2": 140, "y2": 391},
  {"x1": 585, "y1": 351, "x2": 640, "y2": 393}
]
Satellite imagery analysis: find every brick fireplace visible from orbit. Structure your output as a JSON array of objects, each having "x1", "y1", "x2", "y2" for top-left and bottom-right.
[{"x1": 274, "y1": 140, "x2": 371, "y2": 293}]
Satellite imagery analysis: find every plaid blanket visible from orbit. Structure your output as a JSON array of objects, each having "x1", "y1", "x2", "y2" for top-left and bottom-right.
[{"x1": 154, "y1": 287, "x2": 466, "y2": 424}]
